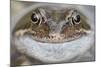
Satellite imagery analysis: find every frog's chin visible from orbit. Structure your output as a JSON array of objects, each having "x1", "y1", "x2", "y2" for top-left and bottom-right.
[{"x1": 13, "y1": 30, "x2": 94, "y2": 63}]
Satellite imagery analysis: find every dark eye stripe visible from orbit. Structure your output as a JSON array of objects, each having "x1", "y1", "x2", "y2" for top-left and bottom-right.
[
  {"x1": 37, "y1": 18, "x2": 41, "y2": 25},
  {"x1": 72, "y1": 17, "x2": 75, "y2": 25}
]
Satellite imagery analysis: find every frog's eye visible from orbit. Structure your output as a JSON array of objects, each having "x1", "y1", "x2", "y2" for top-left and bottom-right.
[
  {"x1": 65, "y1": 10, "x2": 81, "y2": 25},
  {"x1": 31, "y1": 12, "x2": 41, "y2": 24},
  {"x1": 72, "y1": 15, "x2": 80, "y2": 24},
  {"x1": 31, "y1": 8, "x2": 48, "y2": 25}
]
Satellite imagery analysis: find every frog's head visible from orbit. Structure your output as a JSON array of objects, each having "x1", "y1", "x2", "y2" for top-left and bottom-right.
[{"x1": 13, "y1": 6, "x2": 91, "y2": 43}]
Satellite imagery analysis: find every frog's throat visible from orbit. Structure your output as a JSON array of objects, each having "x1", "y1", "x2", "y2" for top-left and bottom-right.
[{"x1": 13, "y1": 29, "x2": 94, "y2": 63}]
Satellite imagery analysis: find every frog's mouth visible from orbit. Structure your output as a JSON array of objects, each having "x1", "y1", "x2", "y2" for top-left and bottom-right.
[
  {"x1": 29, "y1": 29, "x2": 89, "y2": 43},
  {"x1": 14, "y1": 27, "x2": 90, "y2": 43}
]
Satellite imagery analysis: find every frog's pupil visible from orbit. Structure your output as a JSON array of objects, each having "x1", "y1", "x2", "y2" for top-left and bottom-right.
[
  {"x1": 31, "y1": 13, "x2": 38, "y2": 22},
  {"x1": 74, "y1": 15, "x2": 80, "y2": 22}
]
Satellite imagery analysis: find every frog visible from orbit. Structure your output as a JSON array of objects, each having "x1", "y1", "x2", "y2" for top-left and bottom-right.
[{"x1": 11, "y1": 4, "x2": 94, "y2": 65}]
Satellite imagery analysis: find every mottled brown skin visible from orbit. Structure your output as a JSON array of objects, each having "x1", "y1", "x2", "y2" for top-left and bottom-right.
[
  {"x1": 31, "y1": 23, "x2": 49, "y2": 38},
  {"x1": 62, "y1": 19, "x2": 90, "y2": 38},
  {"x1": 13, "y1": 7, "x2": 91, "y2": 43}
]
